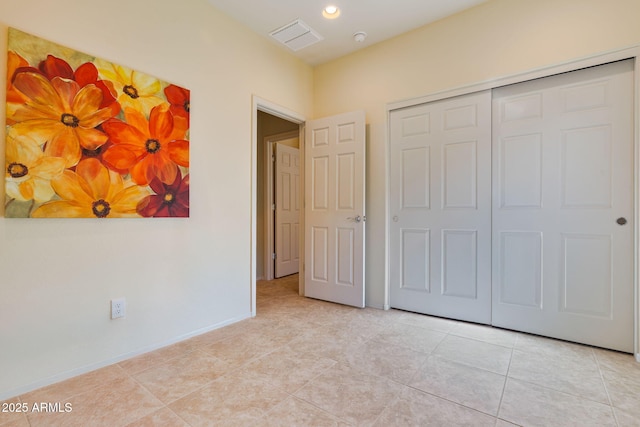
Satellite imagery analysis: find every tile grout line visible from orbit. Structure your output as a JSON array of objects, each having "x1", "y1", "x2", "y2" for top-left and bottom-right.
[
  {"x1": 402, "y1": 342, "x2": 507, "y2": 421},
  {"x1": 263, "y1": 308, "x2": 357, "y2": 426},
  {"x1": 494, "y1": 334, "x2": 516, "y2": 426},
  {"x1": 401, "y1": 382, "x2": 504, "y2": 422},
  {"x1": 592, "y1": 348, "x2": 621, "y2": 427},
  {"x1": 22, "y1": 363, "x2": 135, "y2": 426},
  {"x1": 401, "y1": 327, "x2": 506, "y2": 421},
  {"x1": 122, "y1": 369, "x2": 172, "y2": 427}
]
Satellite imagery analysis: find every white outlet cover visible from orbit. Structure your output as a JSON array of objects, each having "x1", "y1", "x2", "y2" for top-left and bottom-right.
[{"x1": 111, "y1": 298, "x2": 126, "y2": 319}]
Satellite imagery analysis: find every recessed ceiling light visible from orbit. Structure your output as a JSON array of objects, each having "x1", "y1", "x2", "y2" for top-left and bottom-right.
[{"x1": 322, "y1": 5, "x2": 340, "y2": 19}]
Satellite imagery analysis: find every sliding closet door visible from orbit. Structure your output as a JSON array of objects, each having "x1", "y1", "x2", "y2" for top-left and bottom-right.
[
  {"x1": 492, "y1": 60, "x2": 634, "y2": 352},
  {"x1": 389, "y1": 91, "x2": 492, "y2": 324}
]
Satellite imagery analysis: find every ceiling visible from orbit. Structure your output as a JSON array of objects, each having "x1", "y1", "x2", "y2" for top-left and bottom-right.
[{"x1": 206, "y1": 0, "x2": 489, "y2": 66}]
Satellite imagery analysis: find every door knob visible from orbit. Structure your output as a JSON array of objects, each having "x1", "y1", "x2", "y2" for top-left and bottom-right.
[
  {"x1": 616, "y1": 217, "x2": 627, "y2": 225},
  {"x1": 348, "y1": 215, "x2": 362, "y2": 223}
]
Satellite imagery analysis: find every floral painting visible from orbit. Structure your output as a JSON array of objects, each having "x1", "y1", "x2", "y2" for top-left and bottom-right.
[{"x1": 4, "y1": 28, "x2": 190, "y2": 218}]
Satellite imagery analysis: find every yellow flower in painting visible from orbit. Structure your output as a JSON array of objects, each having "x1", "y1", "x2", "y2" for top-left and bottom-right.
[
  {"x1": 32, "y1": 158, "x2": 149, "y2": 218},
  {"x1": 95, "y1": 58, "x2": 164, "y2": 117},
  {"x1": 10, "y1": 72, "x2": 117, "y2": 168},
  {"x1": 5, "y1": 129, "x2": 66, "y2": 202}
]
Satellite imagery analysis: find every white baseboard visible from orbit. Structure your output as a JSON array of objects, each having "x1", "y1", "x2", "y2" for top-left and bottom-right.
[{"x1": 0, "y1": 312, "x2": 252, "y2": 401}]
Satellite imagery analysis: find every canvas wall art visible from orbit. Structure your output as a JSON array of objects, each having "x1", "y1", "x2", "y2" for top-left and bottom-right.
[{"x1": 5, "y1": 28, "x2": 190, "y2": 218}]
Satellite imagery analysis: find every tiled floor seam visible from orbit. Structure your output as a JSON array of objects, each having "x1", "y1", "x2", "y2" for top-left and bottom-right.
[
  {"x1": 403, "y1": 380, "x2": 502, "y2": 420},
  {"x1": 155, "y1": 338, "x2": 298, "y2": 407},
  {"x1": 494, "y1": 343, "x2": 515, "y2": 424},
  {"x1": 112, "y1": 371, "x2": 185, "y2": 427},
  {"x1": 367, "y1": 391, "x2": 400, "y2": 427},
  {"x1": 264, "y1": 395, "x2": 354, "y2": 426},
  {"x1": 592, "y1": 348, "x2": 623, "y2": 427},
  {"x1": 20, "y1": 363, "x2": 129, "y2": 415},
  {"x1": 118, "y1": 405, "x2": 167, "y2": 427},
  {"x1": 369, "y1": 375, "x2": 409, "y2": 425},
  {"x1": 400, "y1": 349, "x2": 505, "y2": 419},
  {"x1": 427, "y1": 326, "x2": 451, "y2": 354},
  {"x1": 134, "y1": 359, "x2": 242, "y2": 410},
  {"x1": 426, "y1": 351, "x2": 507, "y2": 377},
  {"x1": 505, "y1": 375, "x2": 616, "y2": 409},
  {"x1": 119, "y1": 347, "x2": 201, "y2": 377},
  {"x1": 447, "y1": 331, "x2": 517, "y2": 349}
]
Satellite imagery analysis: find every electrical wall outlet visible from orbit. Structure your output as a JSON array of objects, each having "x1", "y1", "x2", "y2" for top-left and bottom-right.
[{"x1": 111, "y1": 298, "x2": 126, "y2": 319}]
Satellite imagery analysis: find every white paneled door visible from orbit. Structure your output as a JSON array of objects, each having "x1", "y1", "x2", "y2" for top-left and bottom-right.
[
  {"x1": 492, "y1": 60, "x2": 634, "y2": 352},
  {"x1": 389, "y1": 60, "x2": 634, "y2": 352},
  {"x1": 389, "y1": 91, "x2": 492, "y2": 324},
  {"x1": 274, "y1": 143, "x2": 300, "y2": 278},
  {"x1": 305, "y1": 111, "x2": 366, "y2": 308}
]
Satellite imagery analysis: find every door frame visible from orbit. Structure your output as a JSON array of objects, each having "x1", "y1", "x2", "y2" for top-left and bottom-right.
[
  {"x1": 386, "y1": 46, "x2": 640, "y2": 360},
  {"x1": 264, "y1": 130, "x2": 301, "y2": 281},
  {"x1": 251, "y1": 96, "x2": 306, "y2": 316}
]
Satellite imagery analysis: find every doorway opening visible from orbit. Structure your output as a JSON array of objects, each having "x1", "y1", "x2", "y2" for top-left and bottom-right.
[
  {"x1": 258, "y1": 114, "x2": 300, "y2": 281},
  {"x1": 251, "y1": 97, "x2": 306, "y2": 316},
  {"x1": 252, "y1": 98, "x2": 367, "y2": 313}
]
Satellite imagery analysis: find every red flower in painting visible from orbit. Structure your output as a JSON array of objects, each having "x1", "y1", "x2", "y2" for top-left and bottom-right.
[
  {"x1": 102, "y1": 105, "x2": 189, "y2": 185},
  {"x1": 37, "y1": 54, "x2": 74, "y2": 79},
  {"x1": 137, "y1": 173, "x2": 189, "y2": 217},
  {"x1": 13, "y1": 55, "x2": 120, "y2": 116},
  {"x1": 164, "y1": 84, "x2": 190, "y2": 127}
]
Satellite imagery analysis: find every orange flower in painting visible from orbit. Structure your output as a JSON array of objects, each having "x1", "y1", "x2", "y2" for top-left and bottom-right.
[
  {"x1": 32, "y1": 158, "x2": 149, "y2": 218},
  {"x1": 102, "y1": 105, "x2": 189, "y2": 186},
  {"x1": 6, "y1": 51, "x2": 30, "y2": 124},
  {"x1": 10, "y1": 72, "x2": 118, "y2": 167}
]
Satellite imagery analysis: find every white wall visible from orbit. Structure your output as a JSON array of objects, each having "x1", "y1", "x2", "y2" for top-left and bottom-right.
[
  {"x1": 0, "y1": 0, "x2": 313, "y2": 398},
  {"x1": 313, "y1": 0, "x2": 640, "y2": 310}
]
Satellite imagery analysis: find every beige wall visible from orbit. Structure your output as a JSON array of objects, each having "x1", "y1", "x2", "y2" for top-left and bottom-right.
[
  {"x1": 0, "y1": 0, "x2": 312, "y2": 398},
  {"x1": 3, "y1": 0, "x2": 640, "y2": 399},
  {"x1": 313, "y1": 0, "x2": 640, "y2": 309}
]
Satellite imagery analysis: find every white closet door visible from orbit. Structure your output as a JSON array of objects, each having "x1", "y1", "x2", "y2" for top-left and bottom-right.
[
  {"x1": 492, "y1": 60, "x2": 634, "y2": 352},
  {"x1": 389, "y1": 91, "x2": 492, "y2": 324}
]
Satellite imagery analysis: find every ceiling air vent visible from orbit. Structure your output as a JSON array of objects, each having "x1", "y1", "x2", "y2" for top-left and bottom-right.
[{"x1": 269, "y1": 19, "x2": 323, "y2": 51}]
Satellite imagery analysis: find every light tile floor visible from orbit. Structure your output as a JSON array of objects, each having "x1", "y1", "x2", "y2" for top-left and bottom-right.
[{"x1": 2, "y1": 274, "x2": 640, "y2": 426}]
